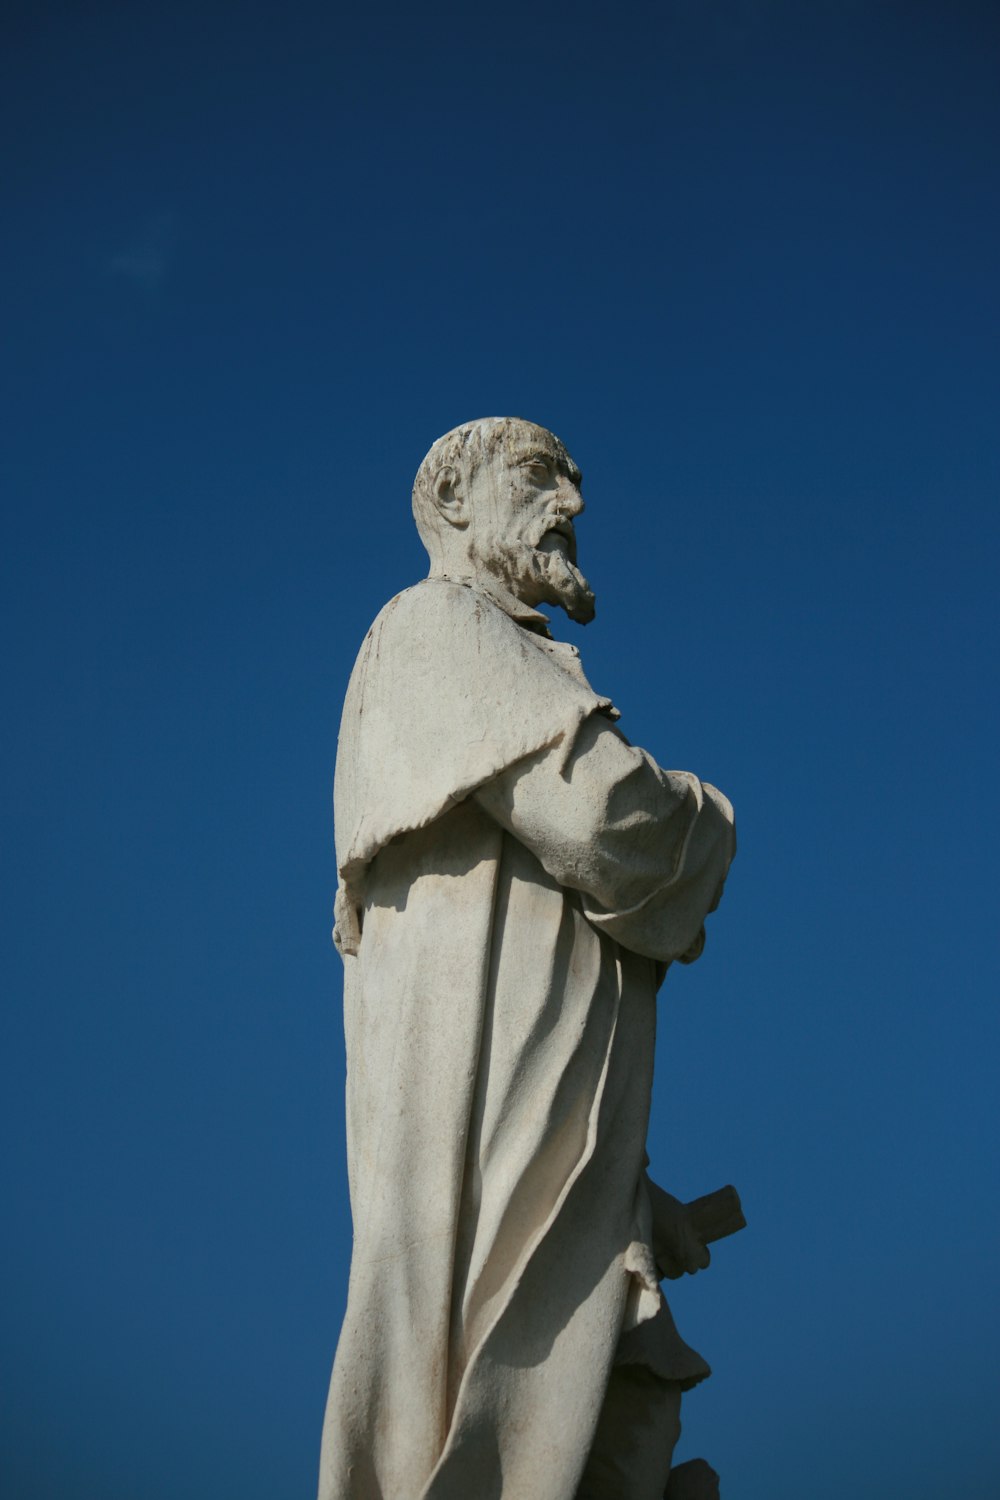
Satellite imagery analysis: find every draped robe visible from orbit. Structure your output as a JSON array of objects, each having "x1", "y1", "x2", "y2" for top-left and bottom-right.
[{"x1": 320, "y1": 578, "x2": 735, "y2": 1500}]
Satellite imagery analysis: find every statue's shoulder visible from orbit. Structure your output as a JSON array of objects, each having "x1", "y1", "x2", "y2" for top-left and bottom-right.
[{"x1": 366, "y1": 577, "x2": 517, "y2": 644}]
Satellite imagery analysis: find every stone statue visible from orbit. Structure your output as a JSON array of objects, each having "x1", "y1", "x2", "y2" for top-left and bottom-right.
[{"x1": 320, "y1": 418, "x2": 739, "y2": 1500}]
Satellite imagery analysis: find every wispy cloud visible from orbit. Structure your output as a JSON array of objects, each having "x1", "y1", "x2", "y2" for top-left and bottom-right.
[{"x1": 109, "y1": 211, "x2": 178, "y2": 288}]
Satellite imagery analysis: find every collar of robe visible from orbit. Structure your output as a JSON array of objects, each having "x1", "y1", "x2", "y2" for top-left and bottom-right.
[{"x1": 438, "y1": 574, "x2": 554, "y2": 637}]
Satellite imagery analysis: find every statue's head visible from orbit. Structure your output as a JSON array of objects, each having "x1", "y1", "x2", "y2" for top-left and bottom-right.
[{"x1": 412, "y1": 417, "x2": 596, "y2": 625}]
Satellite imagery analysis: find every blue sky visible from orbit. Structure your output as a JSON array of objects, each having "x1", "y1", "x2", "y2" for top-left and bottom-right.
[{"x1": 2, "y1": 2, "x2": 998, "y2": 1496}]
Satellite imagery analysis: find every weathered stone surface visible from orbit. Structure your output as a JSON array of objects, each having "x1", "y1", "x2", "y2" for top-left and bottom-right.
[{"x1": 319, "y1": 419, "x2": 740, "y2": 1500}]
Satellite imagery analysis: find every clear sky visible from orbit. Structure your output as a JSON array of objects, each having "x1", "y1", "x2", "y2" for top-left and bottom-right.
[{"x1": 2, "y1": 2, "x2": 998, "y2": 1496}]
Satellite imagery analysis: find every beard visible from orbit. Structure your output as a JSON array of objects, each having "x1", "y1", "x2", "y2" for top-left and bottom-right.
[{"x1": 493, "y1": 535, "x2": 596, "y2": 625}]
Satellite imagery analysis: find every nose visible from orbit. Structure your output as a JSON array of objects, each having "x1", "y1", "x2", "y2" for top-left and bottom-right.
[{"x1": 556, "y1": 479, "x2": 585, "y2": 519}]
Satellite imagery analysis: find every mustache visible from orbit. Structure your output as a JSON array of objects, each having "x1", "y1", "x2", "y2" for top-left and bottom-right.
[{"x1": 536, "y1": 517, "x2": 578, "y2": 566}]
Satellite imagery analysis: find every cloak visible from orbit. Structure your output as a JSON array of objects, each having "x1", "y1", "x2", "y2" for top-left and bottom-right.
[{"x1": 320, "y1": 579, "x2": 734, "y2": 1500}]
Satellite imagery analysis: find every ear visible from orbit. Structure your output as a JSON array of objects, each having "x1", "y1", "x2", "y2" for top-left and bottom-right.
[{"x1": 432, "y1": 465, "x2": 469, "y2": 529}]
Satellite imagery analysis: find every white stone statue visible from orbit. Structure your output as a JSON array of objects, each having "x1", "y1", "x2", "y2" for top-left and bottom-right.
[{"x1": 320, "y1": 418, "x2": 739, "y2": 1500}]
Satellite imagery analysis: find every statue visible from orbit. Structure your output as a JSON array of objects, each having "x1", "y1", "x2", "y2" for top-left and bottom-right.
[{"x1": 320, "y1": 418, "x2": 740, "y2": 1500}]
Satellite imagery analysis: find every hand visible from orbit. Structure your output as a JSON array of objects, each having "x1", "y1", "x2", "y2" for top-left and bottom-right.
[
  {"x1": 677, "y1": 925, "x2": 706, "y2": 965},
  {"x1": 647, "y1": 1178, "x2": 711, "y2": 1280}
]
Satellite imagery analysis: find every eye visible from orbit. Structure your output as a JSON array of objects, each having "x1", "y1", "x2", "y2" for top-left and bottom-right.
[{"x1": 522, "y1": 457, "x2": 552, "y2": 480}]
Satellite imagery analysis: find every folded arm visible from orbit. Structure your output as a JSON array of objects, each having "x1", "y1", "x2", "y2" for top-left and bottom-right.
[{"x1": 473, "y1": 712, "x2": 735, "y2": 964}]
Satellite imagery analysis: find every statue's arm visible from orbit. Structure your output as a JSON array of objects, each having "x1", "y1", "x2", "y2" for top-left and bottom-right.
[{"x1": 473, "y1": 712, "x2": 735, "y2": 964}]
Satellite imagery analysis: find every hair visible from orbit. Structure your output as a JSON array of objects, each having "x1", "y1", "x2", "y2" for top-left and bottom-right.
[{"x1": 411, "y1": 417, "x2": 570, "y2": 549}]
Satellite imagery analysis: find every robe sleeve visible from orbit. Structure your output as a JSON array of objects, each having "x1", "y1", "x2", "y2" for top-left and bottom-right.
[
  {"x1": 473, "y1": 713, "x2": 736, "y2": 964},
  {"x1": 333, "y1": 579, "x2": 616, "y2": 956}
]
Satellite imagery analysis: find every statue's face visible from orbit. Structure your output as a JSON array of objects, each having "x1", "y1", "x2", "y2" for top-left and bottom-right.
[{"x1": 467, "y1": 423, "x2": 596, "y2": 624}]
